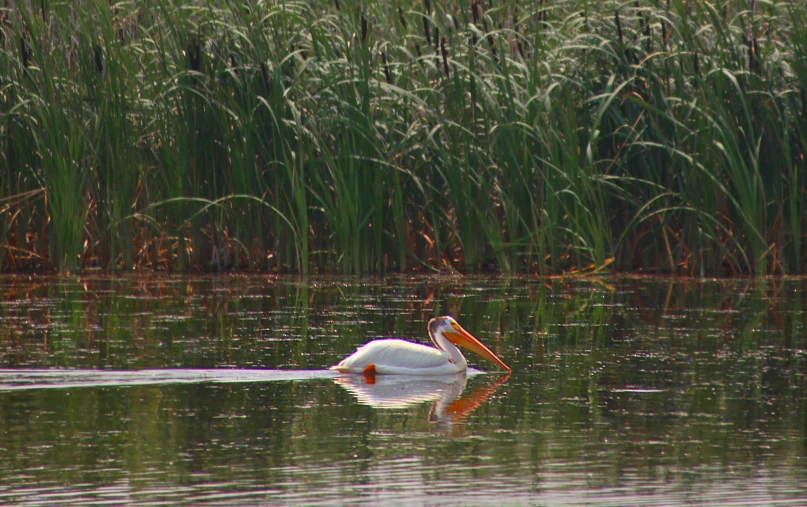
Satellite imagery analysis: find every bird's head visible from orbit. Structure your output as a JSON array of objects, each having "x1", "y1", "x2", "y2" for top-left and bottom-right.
[{"x1": 428, "y1": 316, "x2": 511, "y2": 372}]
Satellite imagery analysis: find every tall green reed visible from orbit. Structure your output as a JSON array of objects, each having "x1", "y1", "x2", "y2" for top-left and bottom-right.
[
  {"x1": 14, "y1": 4, "x2": 90, "y2": 273},
  {"x1": 1, "y1": 0, "x2": 804, "y2": 274}
]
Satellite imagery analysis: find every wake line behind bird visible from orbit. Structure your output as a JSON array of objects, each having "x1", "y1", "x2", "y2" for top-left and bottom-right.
[{"x1": 0, "y1": 369, "x2": 339, "y2": 391}]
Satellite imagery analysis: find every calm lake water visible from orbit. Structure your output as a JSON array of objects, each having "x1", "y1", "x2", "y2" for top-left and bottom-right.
[{"x1": 0, "y1": 275, "x2": 805, "y2": 506}]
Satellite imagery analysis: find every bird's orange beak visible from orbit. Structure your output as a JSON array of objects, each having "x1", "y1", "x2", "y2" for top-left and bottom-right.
[{"x1": 444, "y1": 323, "x2": 511, "y2": 372}]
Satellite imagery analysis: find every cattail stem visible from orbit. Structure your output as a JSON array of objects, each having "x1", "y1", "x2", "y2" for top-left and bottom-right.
[
  {"x1": 440, "y1": 37, "x2": 449, "y2": 78},
  {"x1": 361, "y1": 13, "x2": 367, "y2": 43},
  {"x1": 94, "y1": 44, "x2": 103, "y2": 74},
  {"x1": 382, "y1": 51, "x2": 392, "y2": 83},
  {"x1": 20, "y1": 34, "x2": 30, "y2": 78},
  {"x1": 422, "y1": 0, "x2": 432, "y2": 48}
]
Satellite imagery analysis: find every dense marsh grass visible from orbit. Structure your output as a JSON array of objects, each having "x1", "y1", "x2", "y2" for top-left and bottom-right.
[{"x1": 1, "y1": 0, "x2": 805, "y2": 274}]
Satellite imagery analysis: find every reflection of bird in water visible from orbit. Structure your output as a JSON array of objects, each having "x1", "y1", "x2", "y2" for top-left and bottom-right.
[
  {"x1": 334, "y1": 372, "x2": 510, "y2": 425},
  {"x1": 331, "y1": 316, "x2": 510, "y2": 375},
  {"x1": 429, "y1": 373, "x2": 510, "y2": 425}
]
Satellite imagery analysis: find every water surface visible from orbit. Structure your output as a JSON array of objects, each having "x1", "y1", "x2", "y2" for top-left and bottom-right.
[{"x1": 0, "y1": 275, "x2": 805, "y2": 505}]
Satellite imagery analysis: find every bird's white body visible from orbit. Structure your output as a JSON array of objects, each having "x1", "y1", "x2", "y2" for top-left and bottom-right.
[
  {"x1": 330, "y1": 316, "x2": 510, "y2": 375},
  {"x1": 333, "y1": 339, "x2": 468, "y2": 375}
]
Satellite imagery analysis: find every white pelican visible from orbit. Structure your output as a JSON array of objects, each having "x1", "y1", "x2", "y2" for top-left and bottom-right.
[{"x1": 330, "y1": 316, "x2": 510, "y2": 375}]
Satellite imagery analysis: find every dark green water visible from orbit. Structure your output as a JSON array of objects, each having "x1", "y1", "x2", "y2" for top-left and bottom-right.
[{"x1": 0, "y1": 275, "x2": 805, "y2": 506}]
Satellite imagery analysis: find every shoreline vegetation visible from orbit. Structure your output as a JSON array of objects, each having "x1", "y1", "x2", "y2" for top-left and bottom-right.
[{"x1": 1, "y1": 0, "x2": 805, "y2": 275}]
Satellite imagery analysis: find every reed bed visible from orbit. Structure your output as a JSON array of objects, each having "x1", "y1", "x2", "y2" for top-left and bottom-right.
[{"x1": 1, "y1": 0, "x2": 805, "y2": 274}]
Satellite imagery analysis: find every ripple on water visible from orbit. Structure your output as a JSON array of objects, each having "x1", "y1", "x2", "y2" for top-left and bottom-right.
[{"x1": 0, "y1": 276, "x2": 806, "y2": 505}]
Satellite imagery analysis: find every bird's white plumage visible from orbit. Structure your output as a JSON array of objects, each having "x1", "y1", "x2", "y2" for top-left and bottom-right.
[
  {"x1": 333, "y1": 339, "x2": 463, "y2": 375},
  {"x1": 330, "y1": 316, "x2": 510, "y2": 375}
]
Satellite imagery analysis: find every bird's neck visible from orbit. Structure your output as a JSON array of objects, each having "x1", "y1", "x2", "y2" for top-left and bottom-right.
[{"x1": 432, "y1": 332, "x2": 467, "y2": 368}]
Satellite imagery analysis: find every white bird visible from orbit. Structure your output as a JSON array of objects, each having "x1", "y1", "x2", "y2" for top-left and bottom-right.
[{"x1": 330, "y1": 316, "x2": 510, "y2": 375}]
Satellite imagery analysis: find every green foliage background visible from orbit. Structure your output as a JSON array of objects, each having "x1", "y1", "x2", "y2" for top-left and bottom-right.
[{"x1": 1, "y1": 0, "x2": 805, "y2": 274}]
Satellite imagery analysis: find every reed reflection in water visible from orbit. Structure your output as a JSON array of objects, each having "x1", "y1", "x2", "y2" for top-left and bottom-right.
[{"x1": 0, "y1": 275, "x2": 805, "y2": 505}]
